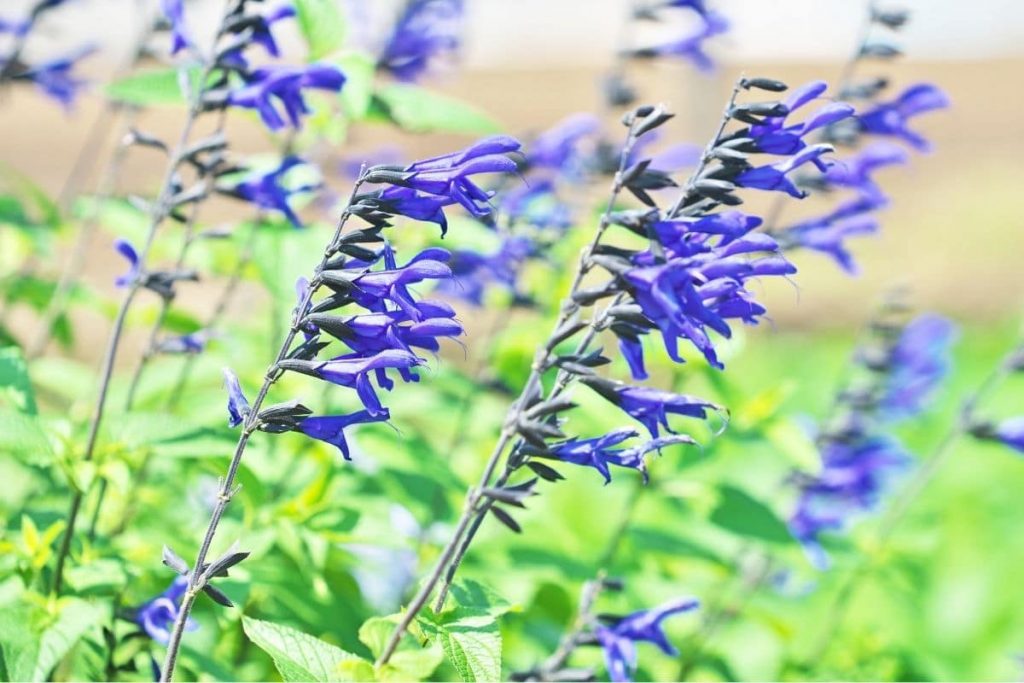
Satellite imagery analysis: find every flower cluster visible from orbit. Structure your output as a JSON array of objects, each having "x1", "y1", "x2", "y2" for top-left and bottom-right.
[
  {"x1": 222, "y1": 138, "x2": 521, "y2": 459},
  {"x1": 218, "y1": 156, "x2": 320, "y2": 227},
  {"x1": 377, "y1": 0, "x2": 463, "y2": 82},
  {"x1": 0, "y1": 0, "x2": 92, "y2": 107},
  {"x1": 166, "y1": 0, "x2": 346, "y2": 131},
  {"x1": 771, "y1": 8, "x2": 949, "y2": 273},
  {"x1": 789, "y1": 308, "x2": 956, "y2": 568}
]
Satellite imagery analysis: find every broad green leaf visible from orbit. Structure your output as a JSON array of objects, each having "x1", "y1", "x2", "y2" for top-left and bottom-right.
[
  {"x1": 429, "y1": 612, "x2": 501, "y2": 682},
  {"x1": 357, "y1": 616, "x2": 394, "y2": 659},
  {"x1": 709, "y1": 485, "x2": 793, "y2": 546},
  {"x1": 0, "y1": 347, "x2": 37, "y2": 414},
  {"x1": 359, "y1": 615, "x2": 443, "y2": 681},
  {"x1": 105, "y1": 67, "x2": 195, "y2": 106},
  {"x1": 0, "y1": 411, "x2": 53, "y2": 465},
  {"x1": 447, "y1": 580, "x2": 512, "y2": 618},
  {"x1": 372, "y1": 85, "x2": 502, "y2": 135},
  {"x1": 242, "y1": 616, "x2": 367, "y2": 682},
  {"x1": 295, "y1": 0, "x2": 347, "y2": 60},
  {"x1": 0, "y1": 598, "x2": 105, "y2": 682}
]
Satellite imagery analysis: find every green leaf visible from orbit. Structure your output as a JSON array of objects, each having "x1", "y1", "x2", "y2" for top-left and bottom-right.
[
  {"x1": 335, "y1": 52, "x2": 376, "y2": 120},
  {"x1": 372, "y1": 85, "x2": 503, "y2": 135},
  {"x1": 294, "y1": 0, "x2": 347, "y2": 60},
  {"x1": 447, "y1": 580, "x2": 512, "y2": 618},
  {"x1": 0, "y1": 411, "x2": 53, "y2": 465},
  {"x1": 105, "y1": 67, "x2": 196, "y2": 106},
  {"x1": 0, "y1": 598, "x2": 105, "y2": 682},
  {"x1": 428, "y1": 612, "x2": 502, "y2": 682},
  {"x1": 0, "y1": 347, "x2": 37, "y2": 414},
  {"x1": 709, "y1": 485, "x2": 794, "y2": 546},
  {"x1": 242, "y1": 616, "x2": 368, "y2": 682},
  {"x1": 357, "y1": 616, "x2": 393, "y2": 659}
]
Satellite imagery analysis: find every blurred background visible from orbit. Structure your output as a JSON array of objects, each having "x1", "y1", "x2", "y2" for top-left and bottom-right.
[{"x1": 2, "y1": 1, "x2": 1024, "y2": 680}]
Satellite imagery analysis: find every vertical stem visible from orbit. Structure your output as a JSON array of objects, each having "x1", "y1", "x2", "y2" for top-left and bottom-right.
[
  {"x1": 48, "y1": 0, "x2": 234, "y2": 593},
  {"x1": 158, "y1": 177, "x2": 366, "y2": 682},
  {"x1": 375, "y1": 118, "x2": 643, "y2": 668}
]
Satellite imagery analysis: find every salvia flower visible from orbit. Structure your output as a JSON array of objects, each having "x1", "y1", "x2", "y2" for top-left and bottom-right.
[
  {"x1": 789, "y1": 435, "x2": 910, "y2": 569},
  {"x1": 222, "y1": 156, "x2": 318, "y2": 227},
  {"x1": 595, "y1": 597, "x2": 700, "y2": 682},
  {"x1": 223, "y1": 367, "x2": 251, "y2": 428},
  {"x1": 295, "y1": 409, "x2": 391, "y2": 459},
  {"x1": 135, "y1": 576, "x2": 197, "y2": 644},
  {"x1": 160, "y1": 0, "x2": 190, "y2": 54},
  {"x1": 972, "y1": 417, "x2": 1024, "y2": 455},
  {"x1": 12, "y1": 46, "x2": 93, "y2": 107},
  {"x1": 437, "y1": 236, "x2": 534, "y2": 307},
  {"x1": 525, "y1": 113, "x2": 601, "y2": 172},
  {"x1": 114, "y1": 238, "x2": 141, "y2": 287},
  {"x1": 629, "y1": 11, "x2": 729, "y2": 72},
  {"x1": 227, "y1": 63, "x2": 346, "y2": 131},
  {"x1": 364, "y1": 135, "x2": 523, "y2": 234},
  {"x1": 878, "y1": 314, "x2": 956, "y2": 419},
  {"x1": 525, "y1": 427, "x2": 695, "y2": 484},
  {"x1": 581, "y1": 377, "x2": 718, "y2": 439},
  {"x1": 856, "y1": 83, "x2": 950, "y2": 151},
  {"x1": 378, "y1": 0, "x2": 463, "y2": 82}
]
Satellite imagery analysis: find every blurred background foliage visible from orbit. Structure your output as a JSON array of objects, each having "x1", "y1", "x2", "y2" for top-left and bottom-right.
[{"x1": 1, "y1": 0, "x2": 1023, "y2": 681}]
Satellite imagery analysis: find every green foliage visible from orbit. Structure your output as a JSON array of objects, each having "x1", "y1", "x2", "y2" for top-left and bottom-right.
[
  {"x1": 0, "y1": 598, "x2": 105, "y2": 682},
  {"x1": 242, "y1": 616, "x2": 370, "y2": 682},
  {"x1": 0, "y1": 347, "x2": 37, "y2": 414},
  {"x1": 104, "y1": 67, "x2": 197, "y2": 106},
  {"x1": 369, "y1": 85, "x2": 503, "y2": 134},
  {"x1": 709, "y1": 485, "x2": 794, "y2": 546},
  {"x1": 294, "y1": 0, "x2": 348, "y2": 60}
]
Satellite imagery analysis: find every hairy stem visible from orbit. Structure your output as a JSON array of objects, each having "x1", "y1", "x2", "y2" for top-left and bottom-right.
[{"x1": 158, "y1": 176, "x2": 366, "y2": 682}]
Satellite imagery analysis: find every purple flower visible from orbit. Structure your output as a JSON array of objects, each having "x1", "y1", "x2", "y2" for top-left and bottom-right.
[
  {"x1": 744, "y1": 80, "x2": 855, "y2": 155},
  {"x1": 581, "y1": 378, "x2": 718, "y2": 439},
  {"x1": 789, "y1": 436, "x2": 910, "y2": 569},
  {"x1": 223, "y1": 367, "x2": 251, "y2": 428},
  {"x1": 369, "y1": 135, "x2": 523, "y2": 234},
  {"x1": 278, "y1": 349, "x2": 425, "y2": 417},
  {"x1": 781, "y1": 215, "x2": 878, "y2": 274},
  {"x1": 160, "y1": 0, "x2": 190, "y2": 54},
  {"x1": 595, "y1": 598, "x2": 700, "y2": 682},
  {"x1": 631, "y1": 11, "x2": 729, "y2": 72},
  {"x1": 437, "y1": 236, "x2": 534, "y2": 306},
  {"x1": 135, "y1": 576, "x2": 197, "y2": 644},
  {"x1": 319, "y1": 301, "x2": 463, "y2": 356},
  {"x1": 992, "y1": 418, "x2": 1024, "y2": 454},
  {"x1": 533, "y1": 428, "x2": 695, "y2": 484},
  {"x1": 499, "y1": 180, "x2": 573, "y2": 231},
  {"x1": 0, "y1": 17, "x2": 30, "y2": 36},
  {"x1": 857, "y1": 83, "x2": 950, "y2": 151},
  {"x1": 526, "y1": 113, "x2": 600, "y2": 171},
  {"x1": 878, "y1": 314, "x2": 955, "y2": 419},
  {"x1": 734, "y1": 143, "x2": 835, "y2": 198},
  {"x1": 617, "y1": 217, "x2": 793, "y2": 371},
  {"x1": 114, "y1": 238, "x2": 141, "y2": 287},
  {"x1": 12, "y1": 46, "x2": 93, "y2": 108},
  {"x1": 329, "y1": 246, "x2": 455, "y2": 320},
  {"x1": 225, "y1": 156, "x2": 317, "y2": 227},
  {"x1": 228, "y1": 63, "x2": 346, "y2": 131},
  {"x1": 296, "y1": 409, "x2": 390, "y2": 460},
  {"x1": 252, "y1": 4, "x2": 296, "y2": 58},
  {"x1": 378, "y1": 0, "x2": 463, "y2": 82},
  {"x1": 822, "y1": 141, "x2": 908, "y2": 193},
  {"x1": 158, "y1": 331, "x2": 208, "y2": 355}
]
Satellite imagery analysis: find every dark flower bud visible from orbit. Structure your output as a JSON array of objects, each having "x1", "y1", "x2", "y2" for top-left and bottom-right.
[
  {"x1": 740, "y1": 77, "x2": 788, "y2": 92},
  {"x1": 871, "y1": 8, "x2": 910, "y2": 29},
  {"x1": 860, "y1": 42, "x2": 903, "y2": 59}
]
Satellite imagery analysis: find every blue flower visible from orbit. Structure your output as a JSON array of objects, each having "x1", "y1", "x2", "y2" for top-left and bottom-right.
[
  {"x1": 857, "y1": 83, "x2": 950, "y2": 151},
  {"x1": 581, "y1": 378, "x2": 718, "y2": 439},
  {"x1": 135, "y1": 576, "x2": 197, "y2": 645},
  {"x1": 12, "y1": 46, "x2": 93, "y2": 107},
  {"x1": 160, "y1": 0, "x2": 190, "y2": 54},
  {"x1": 595, "y1": 597, "x2": 700, "y2": 682},
  {"x1": 296, "y1": 409, "x2": 391, "y2": 460},
  {"x1": 631, "y1": 11, "x2": 729, "y2": 72},
  {"x1": 789, "y1": 436, "x2": 910, "y2": 569},
  {"x1": 158, "y1": 331, "x2": 208, "y2": 355},
  {"x1": 821, "y1": 141, "x2": 908, "y2": 193},
  {"x1": 317, "y1": 301, "x2": 464, "y2": 356},
  {"x1": 878, "y1": 314, "x2": 955, "y2": 420},
  {"x1": 437, "y1": 236, "x2": 534, "y2": 306},
  {"x1": 224, "y1": 156, "x2": 317, "y2": 227},
  {"x1": 378, "y1": 0, "x2": 463, "y2": 82},
  {"x1": 531, "y1": 428, "x2": 695, "y2": 484},
  {"x1": 114, "y1": 238, "x2": 141, "y2": 287},
  {"x1": 368, "y1": 136, "x2": 523, "y2": 234},
  {"x1": 734, "y1": 143, "x2": 835, "y2": 198},
  {"x1": 499, "y1": 180, "x2": 574, "y2": 231},
  {"x1": 223, "y1": 367, "x2": 251, "y2": 428},
  {"x1": 526, "y1": 113, "x2": 600, "y2": 171},
  {"x1": 743, "y1": 80, "x2": 855, "y2": 155},
  {"x1": 228, "y1": 63, "x2": 346, "y2": 131},
  {"x1": 992, "y1": 418, "x2": 1024, "y2": 454}
]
